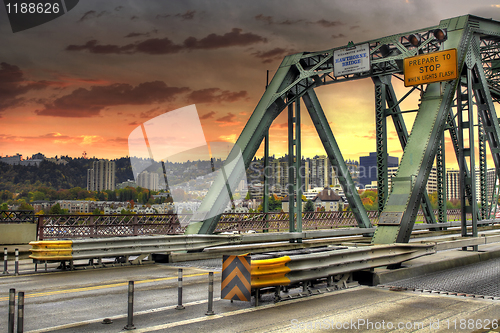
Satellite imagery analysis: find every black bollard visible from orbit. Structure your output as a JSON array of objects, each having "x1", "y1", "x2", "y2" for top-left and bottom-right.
[
  {"x1": 15, "y1": 249, "x2": 19, "y2": 276},
  {"x1": 206, "y1": 272, "x2": 215, "y2": 315},
  {"x1": 17, "y1": 292, "x2": 24, "y2": 333},
  {"x1": 123, "y1": 281, "x2": 135, "y2": 330},
  {"x1": 176, "y1": 268, "x2": 185, "y2": 310},
  {"x1": 3, "y1": 248, "x2": 8, "y2": 274},
  {"x1": 8, "y1": 288, "x2": 15, "y2": 333}
]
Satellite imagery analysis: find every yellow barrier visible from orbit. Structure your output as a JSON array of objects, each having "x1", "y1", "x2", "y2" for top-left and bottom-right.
[
  {"x1": 251, "y1": 256, "x2": 291, "y2": 288},
  {"x1": 29, "y1": 240, "x2": 73, "y2": 261}
]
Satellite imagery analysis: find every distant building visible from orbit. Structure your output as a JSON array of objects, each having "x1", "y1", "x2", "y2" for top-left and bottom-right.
[
  {"x1": 0, "y1": 153, "x2": 45, "y2": 166},
  {"x1": 475, "y1": 167, "x2": 496, "y2": 204},
  {"x1": 137, "y1": 171, "x2": 159, "y2": 191},
  {"x1": 388, "y1": 166, "x2": 437, "y2": 193},
  {"x1": 116, "y1": 179, "x2": 137, "y2": 189},
  {"x1": 358, "y1": 152, "x2": 398, "y2": 187},
  {"x1": 87, "y1": 160, "x2": 116, "y2": 191},
  {"x1": 446, "y1": 169, "x2": 460, "y2": 200},
  {"x1": 312, "y1": 187, "x2": 343, "y2": 211},
  {"x1": 305, "y1": 155, "x2": 339, "y2": 190}
]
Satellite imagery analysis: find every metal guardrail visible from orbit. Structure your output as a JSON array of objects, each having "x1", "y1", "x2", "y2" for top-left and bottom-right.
[
  {"x1": 34, "y1": 209, "x2": 469, "y2": 240},
  {"x1": 250, "y1": 243, "x2": 437, "y2": 288},
  {"x1": 0, "y1": 210, "x2": 34, "y2": 223},
  {"x1": 29, "y1": 235, "x2": 241, "y2": 262}
]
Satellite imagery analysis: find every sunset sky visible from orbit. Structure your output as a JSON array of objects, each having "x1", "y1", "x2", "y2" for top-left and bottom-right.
[{"x1": 1, "y1": 0, "x2": 500, "y2": 168}]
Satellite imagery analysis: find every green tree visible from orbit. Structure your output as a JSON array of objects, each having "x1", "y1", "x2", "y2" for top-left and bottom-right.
[
  {"x1": 0, "y1": 203, "x2": 8, "y2": 210},
  {"x1": 304, "y1": 199, "x2": 315, "y2": 212},
  {"x1": 268, "y1": 195, "x2": 282, "y2": 212},
  {"x1": 49, "y1": 203, "x2": 63, "y2": 214}
]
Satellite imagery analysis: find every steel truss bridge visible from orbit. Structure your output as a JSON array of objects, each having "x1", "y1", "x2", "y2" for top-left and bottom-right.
[{"x1": 184, "y1": 14, "x2": 500, "y2": 246}]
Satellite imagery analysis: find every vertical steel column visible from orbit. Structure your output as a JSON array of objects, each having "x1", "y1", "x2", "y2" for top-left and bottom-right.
[
  {"x1": 263, "y1": 132, "x2": 270, "y2": 232},
  {"x1": 295, "y1": 98, "x2": 302, "y2": 237},
  {"x1": 263, "y1": 70, "x2": 270, "y2": 229},
  {"x1": 457, "y1": 68, "x2": 478, "y2": 249},
  {"x1": 382, "y1": 77, "x2": 436, "y2": 224},
  {"x1": 374, "y1": 79, "x2": 388, "y2": 213},
  {"x1": 288, "y1": 103, "x2": 295, "y2": 234},
  {"x1": 479, "y1": 116, "x2": 488, "y2": 219},
  {"x1": 436, "y1": 131, "x2": 447, "y2": 223}
]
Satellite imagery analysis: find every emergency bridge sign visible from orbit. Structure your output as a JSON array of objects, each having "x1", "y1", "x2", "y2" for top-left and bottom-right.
[
  {"x1": 333, "y1": 43, "x2": 370, "y2": 77},
  {"x1": 404, "y1": 49, "x2": 458, "y2": 87}
]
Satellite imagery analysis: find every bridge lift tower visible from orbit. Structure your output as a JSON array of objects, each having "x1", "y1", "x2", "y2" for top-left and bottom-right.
[{"x1": 185, "y1": 15, "x2": 500, "y2": 247}]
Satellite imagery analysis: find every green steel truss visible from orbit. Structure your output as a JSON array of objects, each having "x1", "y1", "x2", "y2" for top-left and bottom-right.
[{"x1": 186, "y1": 15, "x2": 500, "y2": 244}]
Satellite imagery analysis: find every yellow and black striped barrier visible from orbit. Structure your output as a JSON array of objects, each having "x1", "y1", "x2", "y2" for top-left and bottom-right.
[
  {"x1": 247, "y1": 243, "x2": 436, "y2": 290},
  {"x1": 251, "y1": 256, "x2": 291, "y2": 288},
  {"x1": 29, "y1": 240, "x2": 73, "y2": 261},
  {"x1": 221, "y1": 254, "x2": 251, "y2": 301}
]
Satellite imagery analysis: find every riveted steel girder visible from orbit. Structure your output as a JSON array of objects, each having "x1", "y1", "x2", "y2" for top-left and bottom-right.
[{"x1": 187, "y1": 15, "x2": 500, "y2": 237}]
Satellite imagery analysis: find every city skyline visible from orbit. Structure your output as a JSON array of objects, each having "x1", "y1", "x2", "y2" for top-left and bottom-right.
[{"x1": 1, "y1": 1, "x2": 500, "y2": 169}]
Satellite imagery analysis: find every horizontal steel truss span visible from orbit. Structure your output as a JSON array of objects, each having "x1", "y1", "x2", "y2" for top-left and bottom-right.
[{"x1": 183, "y1": 15, "x2": 500, "y2": 248}]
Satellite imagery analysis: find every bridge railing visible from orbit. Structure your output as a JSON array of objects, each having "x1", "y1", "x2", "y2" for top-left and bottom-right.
[
  {"x1": 0, "y1": 210, "x2": 35, "y2": 223},
  {"x1": 34, "y1": 209, "x2": 472, "y2": 240}
]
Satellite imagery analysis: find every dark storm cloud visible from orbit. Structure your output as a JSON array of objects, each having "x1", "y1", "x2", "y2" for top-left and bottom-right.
[
  {"x1": 175, "y1": 10, "x2": 196, "y2": 20},
  {"x1": 185, "y1": 88, "x2": 248, "y2": 104},
  {"x1": 254, "y1": 14, "x2": 303, "y2": 25},
  {"x1": 199, "y1": 111, "x2": 216, "y2": 120},
  {"x1": 66, "y1": 29, "x2": 267, "y2": 55},
  {"x1": 252, "y1": 47, "x2": 295, "y2": 63},
  {"x1": 216, "y1": 113, "x2": 237, "y2": 123},
  {"x1": 78, "y1": 10, "x2": 108, "y2": 22},
  {"x1": 124, "y1": 32, "x2": 150, "y2": 38},
  {"x1": 134, "y1": 37, "x2": 184, "y2": 54},
  {"x1": 331, "y1": 34, "x2": 346, "y2": 39},
  {"x1": 66, "y1": 40, "x2": 136, "y2": 54},
  {"x1": 35, "y1": 81, "x2": 190, "y2": 118},
  {"x1": 183, "y1": 28, "x2": 267, "y2": 49},
  {"x1": 311, "y1": 19, "x2": 343, "y2": 28},
  {"x1": 0, "y1": 63, "x2": 55, "y2": 114}
]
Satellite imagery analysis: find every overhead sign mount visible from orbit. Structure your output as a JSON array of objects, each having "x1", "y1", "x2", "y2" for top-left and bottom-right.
[{"x1": 404, "y1": 49, "x2": 458, "y2": 87}]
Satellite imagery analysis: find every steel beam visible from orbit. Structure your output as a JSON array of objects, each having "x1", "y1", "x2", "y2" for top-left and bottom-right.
[
  {"x1": 302, "y1": 89, "x2": 371, "y2": 229},
  {"x1": 374, "y1": 78, "x2": 388, "y2": 213},
  {"x1": 375, "y1": 75, "x2": 437, "y2": 225},
  {"x1": 372, "y1": 20, "x2": 469, "y2": 244}
]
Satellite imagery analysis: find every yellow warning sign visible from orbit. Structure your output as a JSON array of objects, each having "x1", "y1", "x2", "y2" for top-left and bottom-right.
[{"x1": 404, "y1": 49, "x2": 458, "y2": 87}]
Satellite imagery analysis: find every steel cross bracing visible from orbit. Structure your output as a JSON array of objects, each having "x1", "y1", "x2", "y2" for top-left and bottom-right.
[
  {"x1": 479, "y1": 116, "x2": 488, "y2": 219},
  {"x1": 372, "y1": 75, "x2": 436, "y2": 225},
  {"x1": 186, "y1": 15, "x2": 500, "y2": 244}
]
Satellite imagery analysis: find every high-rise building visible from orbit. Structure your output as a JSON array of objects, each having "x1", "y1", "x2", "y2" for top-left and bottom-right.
[
  {"x1": 87, "y1": 160, "x2": 116, "y2": 191},
  {"x1": 305, "y1": 155, "x2": 340, "y2": 190},
  {"x1": 269, "y1": 155, "x2": 306, "y2": 196},
  {"x1": 475, "y1": 167, "x2": 496, "y2": 204},
  {"x1": 358, "y1": 152, "x2": 398, "y2": 187},
  {"x1": 137, "y1": 171, "x2": 159, "y2": 191},
  {"x1": 388, "y1": 166, "x2": 437, "y2": 193},
  {"x1": 446, "y1": 169, "x2": 460, "y2": 200}
]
